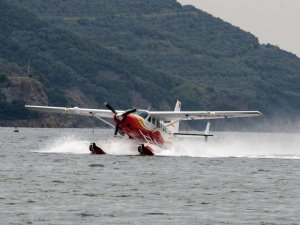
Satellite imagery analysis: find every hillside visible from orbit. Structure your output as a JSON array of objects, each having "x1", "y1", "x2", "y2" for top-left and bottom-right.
[
  {"x1": 1, "y1": 0, "x2": 300, "y2": 128},
  {"x1": 0, "y1": 0, "x2": 178, "y2": 126},
  {"x1": 15, "y1": 0, "x2": 300, "y2": 113}
]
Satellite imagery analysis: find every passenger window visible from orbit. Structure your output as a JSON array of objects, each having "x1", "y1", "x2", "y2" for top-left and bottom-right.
[
  {"x1": 152, "y1": 118, "x2": 156, "y2": 125},
  {"x1": 148, "y1": 116, "x2": 151, "y2": 122}
]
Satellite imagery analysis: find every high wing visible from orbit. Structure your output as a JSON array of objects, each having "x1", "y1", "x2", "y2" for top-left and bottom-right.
[
  {"x1": 25, "y1": 105, "x2": 124, "y2": 118},
  {"x1": 148, "y1": 110, "x2": 262, "y2": 121},
  {"x1": 25, "y1": 105, "x2": 262, "y2": 121}
]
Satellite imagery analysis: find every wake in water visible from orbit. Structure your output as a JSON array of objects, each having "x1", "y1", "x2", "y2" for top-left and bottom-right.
[
  {"x1": 36, "y1": 132, "x2": 300, "y2": 159},
  {"x1": 160, "y1": 132, "x2": 300, "y2": 159}
]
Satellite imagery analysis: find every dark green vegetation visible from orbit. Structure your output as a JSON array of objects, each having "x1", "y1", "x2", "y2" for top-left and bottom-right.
[{"x1": 1, "y1": 0, "x2": 300, "y2": 127}]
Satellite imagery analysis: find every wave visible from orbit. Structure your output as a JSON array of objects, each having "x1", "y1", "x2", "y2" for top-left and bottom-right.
[
  {"x1": 159, "y1": 132, "x2": 300, "y2": 159},
  {"x1": 34, "y1": 132, "x2": 300, "y2": 159}
]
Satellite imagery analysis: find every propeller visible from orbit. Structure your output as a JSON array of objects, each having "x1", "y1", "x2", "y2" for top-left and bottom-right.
[
  {"x1": 114, "y1": 123, "x2": 120, "y2": 136},
  {"x1": 104, "y1": 102, "x2": 137, "y2": 135},
  {"x1": 104, "y1": 101, "x2": 117, "y2": 115}
]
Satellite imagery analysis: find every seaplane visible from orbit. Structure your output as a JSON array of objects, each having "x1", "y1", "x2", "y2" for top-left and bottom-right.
[{"x1": 25, "y1": 101, "x2": 262, "y2": 155}]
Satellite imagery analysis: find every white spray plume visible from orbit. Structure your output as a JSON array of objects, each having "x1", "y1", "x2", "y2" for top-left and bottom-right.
[
  {"x1": 96, "y1": 138, "x2": 139, "y2": 155},
  {"x1": 35, "y1": 132, "x2": 300, "y2": 159},
  {"x1": 160, "y1": 132, "x2": 300, "y2": 159},
  {"x1": 36, "y1": 135, "x2": 139, "y2": 155},
  {"x1": 36, "y1": 135, "x2": 90, "y2": 154}
]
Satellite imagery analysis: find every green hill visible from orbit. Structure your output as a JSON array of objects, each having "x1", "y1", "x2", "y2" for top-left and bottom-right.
[
  {"x1": 0, "y1": 0, "x2": 178, "y2": 125},
  {"x1": 1, "y1": 0, "x2": 300, "y2": 128}
]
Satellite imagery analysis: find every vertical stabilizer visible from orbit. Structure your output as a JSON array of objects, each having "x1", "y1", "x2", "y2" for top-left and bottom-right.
[
  {"x1": 173, "y1": 100, "x2": 181, "y2": 133},
  {"x1": 205, "y1": 122, "x2": 210, "y2": 135},
  {"x1": 204, "y1": 122, "x2": 210, "y2": 142}
]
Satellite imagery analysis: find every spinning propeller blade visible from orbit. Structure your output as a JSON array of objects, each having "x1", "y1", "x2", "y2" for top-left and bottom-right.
[
  {"x1": 104, "y1": 101, "x2": 137, "y2": 136},
  {"x1": 114, "y1": 123, "x2": 120, "y2": 136},
  {"x1": 123, "y1": 108, "x2": 137, "y2": 118},
  {"x1": 104, "y1": 102, "x2": 117, "y2": 115}
]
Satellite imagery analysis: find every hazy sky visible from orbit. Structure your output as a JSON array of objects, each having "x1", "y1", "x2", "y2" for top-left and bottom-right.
[{"x1": 178, "y1": 0, "x2": 300, "y2": 57}]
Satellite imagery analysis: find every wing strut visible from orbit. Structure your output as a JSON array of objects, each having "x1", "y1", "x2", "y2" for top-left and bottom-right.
[{"x1": 90, "y1": 112, "x2": 115, "y2": 128}]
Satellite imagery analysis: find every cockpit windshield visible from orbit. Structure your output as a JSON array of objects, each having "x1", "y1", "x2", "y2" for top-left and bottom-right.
[{"x1": 134, "y1": 110, "x2": 149, "y2": 119}]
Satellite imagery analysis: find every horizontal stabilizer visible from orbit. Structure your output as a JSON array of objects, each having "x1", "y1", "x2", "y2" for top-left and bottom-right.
[{"x1": 174, "y1": 133, "x2": 214, "y2": 137}]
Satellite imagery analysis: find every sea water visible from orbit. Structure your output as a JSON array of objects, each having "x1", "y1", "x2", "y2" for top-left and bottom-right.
[{"x1": 1, "y1": 127, "x2": 300, "y2": 224}]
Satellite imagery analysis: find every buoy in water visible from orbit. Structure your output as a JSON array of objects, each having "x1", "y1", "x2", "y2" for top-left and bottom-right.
[{"x1": 13, "y1": 126, "x2": 19, "y2": 132}]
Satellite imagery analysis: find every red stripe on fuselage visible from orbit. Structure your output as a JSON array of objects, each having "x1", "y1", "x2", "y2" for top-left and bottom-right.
[{"x1": 115, "y1": 114, "x2": 164, "y2": 144}]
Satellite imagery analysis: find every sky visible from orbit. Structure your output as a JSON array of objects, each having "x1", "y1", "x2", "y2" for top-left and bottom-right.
[{"x1": 178, "y1": 0, "x2": 300, "y2": 57}]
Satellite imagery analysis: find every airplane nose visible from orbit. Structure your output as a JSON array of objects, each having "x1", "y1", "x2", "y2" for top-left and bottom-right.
[
  {"x1": 124, "y1": 113, "x2": 134, "y2": 121},
  {"x1": 121, "y1": 113, "x2": 135, "y2": 129}
]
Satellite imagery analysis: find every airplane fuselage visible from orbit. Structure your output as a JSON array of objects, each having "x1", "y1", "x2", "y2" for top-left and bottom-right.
[{"x1": 115, "y1": 112, "x2": 173, "y2": 146}]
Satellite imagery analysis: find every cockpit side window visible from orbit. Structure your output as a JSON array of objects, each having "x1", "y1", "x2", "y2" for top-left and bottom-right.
[{"x1": 134, "y1": 110, "x2": 149, "y2": 119}]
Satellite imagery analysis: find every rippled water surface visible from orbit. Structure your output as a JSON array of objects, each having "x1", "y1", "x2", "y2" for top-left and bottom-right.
[{"x1": 1, "y1": 127, "x2": 300, "y2": 224}]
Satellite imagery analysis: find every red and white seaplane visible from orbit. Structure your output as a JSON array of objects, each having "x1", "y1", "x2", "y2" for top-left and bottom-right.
[{"x1": 25, "y1": 101, "x2": 262, "y2": 155}]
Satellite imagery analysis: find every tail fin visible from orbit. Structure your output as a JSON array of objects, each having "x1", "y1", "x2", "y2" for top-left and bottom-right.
[
  {"x1": 172, "y1": 100, "x2": 181, "y2": 133},
  {"x1": 204, "y1": 122, "x2": 210, "y2": 135},
  {"x1": 204, "y1": 122, "x2": 210, "y2": 142}
]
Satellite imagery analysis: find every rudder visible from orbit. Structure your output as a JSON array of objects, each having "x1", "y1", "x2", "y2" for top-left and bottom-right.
[{"x1": 172, "y1": 100, "x2": 181, "y2": 133}]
